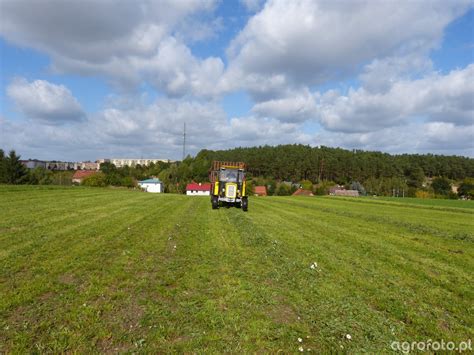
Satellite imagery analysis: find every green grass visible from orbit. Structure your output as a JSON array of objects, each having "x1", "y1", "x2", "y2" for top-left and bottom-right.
[
  {"x1": 368, "y1": 196, "x2": 474, "y2": 209},
  {"x1": 1, "y1": 185, "x2": 473, "y2": 352}
]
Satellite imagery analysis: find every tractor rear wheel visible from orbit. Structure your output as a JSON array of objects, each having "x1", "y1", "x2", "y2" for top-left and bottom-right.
[
  {"x1": 242, "y1": 197, "x2": 248, "y2": 212},
  {"x1": 212, "y1": 196, "x2": 219, "y2": 209}
]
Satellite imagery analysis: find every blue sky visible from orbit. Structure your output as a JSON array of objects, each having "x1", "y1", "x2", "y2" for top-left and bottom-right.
[{"x1": 1, "y1": 0, "x2": 473, "y2": 161}]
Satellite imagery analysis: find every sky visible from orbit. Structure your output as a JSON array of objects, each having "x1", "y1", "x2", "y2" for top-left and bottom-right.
[{"x1": 0, "y1": 0, "x2": 473, "y2": 161}]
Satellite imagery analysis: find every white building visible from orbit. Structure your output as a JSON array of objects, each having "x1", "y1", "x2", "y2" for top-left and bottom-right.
[
  {"x1": 186, "y1": 182, "x2": 211, "y2": 196},
  {"x1": 104, "y1": 158, "x2": 174, "y2": 168},
  {"x1": 138, "y1": 178, "x2": 163, "y2": 193},
  {"x1": 21, "y1": 160, "x2": 47, "y2": 169}
]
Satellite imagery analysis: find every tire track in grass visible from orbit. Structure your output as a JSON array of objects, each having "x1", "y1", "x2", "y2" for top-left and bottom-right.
[
  {"x1": 255, "y1": 198, "x2": 473, "y2": 300},
  {"x1": 136, "y1": 198, "x2": 305, "y2": 352},
  {"x1": 324, "y1": 196, "x2": 474, "y2": 214},
  {"x1": 267, "y1": 196, "x2": 474, "y2": 274},
  {"x1": 249, "y1": 197, "x2": 473, "y2": 344},
  {"x1": 0, "y1": 192, "x2": 154, "y2": 260},
  {"x1": 223, "y1": 203, "x2": 394, "y2": 352},
  {"x1": 55, "y1": 196, "x2": 195, "y2": 353},
  {"x1": 0, "y1": 195, "x2": 182, "y2": 304},
  {"x1": 282, "y1": 197, "x2": 474, "y2": 242},
  {"x1": 0, "y1": 189, "x2": 175, "y2": 255},
  {"x1": 1, "y1": 194, "x2": 193, "y2": 353}
]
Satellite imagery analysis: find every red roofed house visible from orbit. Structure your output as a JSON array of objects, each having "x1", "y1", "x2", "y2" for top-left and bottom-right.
[
  {"x1": 292, "y1": 188, "x2": 314, "y2": 196},
  {"x1": 72, "y1": 170, "x2": 98, "y2": 184},
  {"x1": 186, "y1": 182, "x2": 211, "y2": 196},
  {"x1": 254, "y1": 186, "x2": 267, "y2": 196}
]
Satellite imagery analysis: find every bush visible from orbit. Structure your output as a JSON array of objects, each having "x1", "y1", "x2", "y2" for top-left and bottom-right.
[
  {"x1": 431, "y1": 177, "x2": 451, "y2": 196},
  {"x1": 458, "y1": 178, "x2": 474, "y2": 199},
  {"x1": 415, "y1": 190, "x2": 434, "y2": 199},
  {"x1": 28, "y1": 167, "x2": 53, "y2": 185},
  {"x1": 275, "y1": 183, "x2": 292, "y2": 196},
  {"x1": 121, "y1": 176, "x2": 137, "y2": 188},
  {"x1": 314, "y1": 180, "x2": 336, "y2": 195},
  {"x1": 82, "y1": 173, "x2": 107, "y2": 187}
]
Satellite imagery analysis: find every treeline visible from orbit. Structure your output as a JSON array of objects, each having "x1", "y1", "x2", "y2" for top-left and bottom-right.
[
  {"x1": 195, "y1": 145, "x2": 474, "y2": 182},
  {"x1": 154, "y1": 144, "x2": 474, "y2": 197},
  {"x1": 2, "y1": 145, "x2": 474, "y2": 198},
  {"x1": 190, "y1": 145, "x2": 474, "y2": 198}
]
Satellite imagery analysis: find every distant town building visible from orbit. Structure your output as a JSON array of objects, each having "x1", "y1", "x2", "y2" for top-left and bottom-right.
[
  {"x1": 74, "y1": 162, "x2": 100, "y2": 170},
  {"x1": 21, "y1": 157, "x2": 173, "y2": 171},
  {"x1": 72, "y1": 170, "x2": 98, "y2": 184},
  {"x1": 106, "y1": 158, "x2": 173, "y2": 168},
  {"x1": 186, "y1": 182, "x2": 211, "y2": 196},
  {"x1": 21, "y1": 159, "x2": 47, "y2": 169},
  {"x1": 292, "y1": 188, "x2": 314, "y2": 196},
  {"x1": 138, "y1": 178, "x2": 163, "y2": 193},
  {"x1": 45, "y1": 161, "x2": 75, "y2": 170},
  {"x1": 254, "y1": 186, "x2": 267, "y2": 196}
]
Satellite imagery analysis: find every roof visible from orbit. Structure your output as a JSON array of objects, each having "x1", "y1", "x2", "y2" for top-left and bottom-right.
[
  {"x1": 292, "y1": 189, "x2": 314, "y2": 196},
  {"x1": 72, "y1": 170, "x2": 98, "y2": 179},
  {"x1": 334, "y1": 189, "x2": 359, "y2": 196},
  {"x1": 186, "y1": 182, "x2": 211, "y2": 191},
  {"x1": 254, "y1": 186, "x2": 267, "y2": 195},
  {"x1": 139, "y1": 178, "x2": 162, "y2": 184}
]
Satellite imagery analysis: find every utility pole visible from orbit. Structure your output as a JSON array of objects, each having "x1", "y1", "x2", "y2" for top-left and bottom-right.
[{"x1": 182, "y1": 122, "x2": 186, "y2": 161}]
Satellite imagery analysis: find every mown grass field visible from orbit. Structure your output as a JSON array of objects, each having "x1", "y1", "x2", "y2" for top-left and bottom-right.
[{"x1": 1, "y1": 186, "x2": 473, "y2": 352}]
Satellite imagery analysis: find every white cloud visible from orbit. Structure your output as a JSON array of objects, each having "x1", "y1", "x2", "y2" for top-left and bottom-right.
[
  {"x1": 1, "y1": 95, "x2": 311, "y2": 161},
  {"x1": 0, "y1": 0, "x2": 220, "y2": 94},
  {"x1": 240, "y1": 0, "x2": 264, "y2": 12},
  {"x1": 227, "y1": 116, "x2": 307, "y2": 144},
  {"x1": 133, "y1": 37, "x2": 225, "y2": 97},
  {"x1": 227, "y1": 0, "x2": 470, "y2": 92},
  {"x1": 314, "y1": 122, "x2": 474, "y2": 156},
  {"x1": 316, "y1": 64, "x2": 474, "y2": 132},
  {"x1": 359, "y1": 54, "x2": 433, "y2": 93},
  {"x1": 6, "y1": 78, "x2": 85, "y2": 124},
  {"x1": 1, "y1": 1, "x2": 473, "y2": 159},
  {"x1": 252, "y1": 89, "x2": 317, "y2": 123}
]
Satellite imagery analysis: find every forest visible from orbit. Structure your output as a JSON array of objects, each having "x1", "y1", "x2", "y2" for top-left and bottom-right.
[{"x1": 1, "y1": 145, "x2": 474, "y2": 198}]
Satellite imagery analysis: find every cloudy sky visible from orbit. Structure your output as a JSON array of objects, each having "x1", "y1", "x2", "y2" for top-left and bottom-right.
[{"x1": 1, "y1": 0, "x2": 473, "y2": 161}]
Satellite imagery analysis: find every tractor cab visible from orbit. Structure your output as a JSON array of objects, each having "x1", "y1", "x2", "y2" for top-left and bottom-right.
[{"x1": 210, "y1": 161, "x2": 248, "y2": 211}]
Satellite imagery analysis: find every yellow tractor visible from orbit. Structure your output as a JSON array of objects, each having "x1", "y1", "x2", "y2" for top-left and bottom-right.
[{"x1": 210, "y1": 161, "x2": 248, "y2": 211}]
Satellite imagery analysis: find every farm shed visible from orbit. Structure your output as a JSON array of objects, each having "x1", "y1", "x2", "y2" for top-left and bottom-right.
[
  {"x1": 334, "y1": 189, "x2": 359, "y2": 197},
  {"x1": 186, "y1": 182, "x2": 211, "y2": 196},
  {"x1": 292, "y1": 189, "x2": 314, "y2": 196},
  {"x1": 254, "y1": 186, "x2": 267, "y2": 196},
  {"x1": 72, "y1": 170, "x2": 98, "y2": 184},
  {"x1": 138, "y1": 178, "x2": 163, "y2": 193}
]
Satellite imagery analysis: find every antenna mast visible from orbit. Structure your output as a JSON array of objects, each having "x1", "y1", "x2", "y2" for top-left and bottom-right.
[{"x1": 182, "y1": 122, "x2": 186, "y2": 160}]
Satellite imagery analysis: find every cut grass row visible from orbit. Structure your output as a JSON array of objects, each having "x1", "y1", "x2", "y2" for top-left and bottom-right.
[{"x1": 1, "y1": 186, "x2": 472, "y2": 352}]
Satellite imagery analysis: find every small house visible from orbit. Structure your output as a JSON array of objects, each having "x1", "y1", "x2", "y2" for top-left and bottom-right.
[
  {"x1": 72, "y1": 170, "x2": 98, "y2": 184},
  {"x1": 334, "y1": 189, "x2": 359, "y2": 197},
  {"x1": 186, "y1": 182, "x2": 211, "y2": 196},
  {"x1": 138, "y1": 178, "x2": 163, "y2": 193},
  {"x1": 254, "y1": 186, "x2": 267, "y2": 196}
]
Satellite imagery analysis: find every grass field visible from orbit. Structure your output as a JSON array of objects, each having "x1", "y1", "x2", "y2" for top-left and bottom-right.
[{"x1": 1, "y1": 186, "x2": 473, "y2": 352}]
